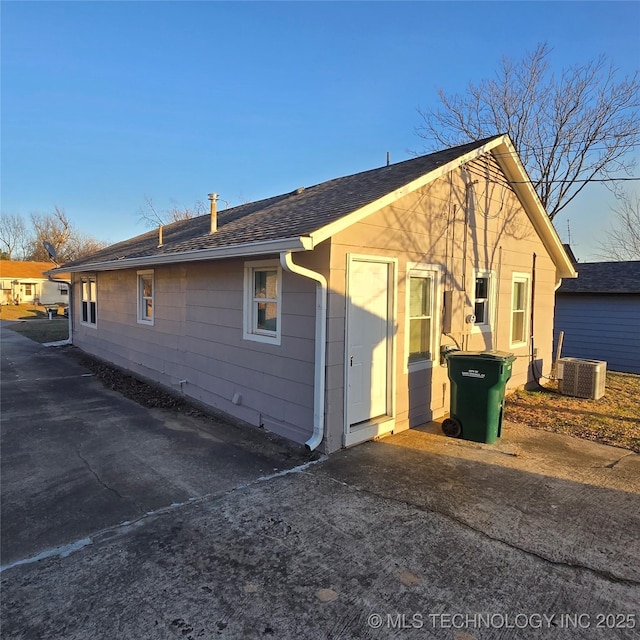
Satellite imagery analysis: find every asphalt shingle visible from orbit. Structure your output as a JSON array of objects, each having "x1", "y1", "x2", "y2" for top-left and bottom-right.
[
  {"x1": 61, "y1": 137, "x2": 500, "y2": 269},
  {"x1": 557, "y1": 261, "x2": 640, "y2": 294}
]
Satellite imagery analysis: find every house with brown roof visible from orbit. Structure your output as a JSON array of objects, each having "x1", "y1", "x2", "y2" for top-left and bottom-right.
[
  {"x1": 54, "y1": 135, "x2": 576, "y2": 453},
  {"x1": 0, "y1": 260, "x2": 69, "y2": 307},
  {"x1": 555, "y1": 260, "x2": 640, "y2": 374}
]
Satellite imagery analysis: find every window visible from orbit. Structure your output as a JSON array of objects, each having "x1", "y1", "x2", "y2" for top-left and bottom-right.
[
  {"x1": 243, "y1": 261, "x2": 282, "y2": 344},
  {"x1": 24, "y1": 284, "x2": 33, "y2": 296},
  {"x1": 406, "y1": 266, "x2": 438, "y2": 367},
  {"x1": 137, "y1": 270, "x2": 154, "y2": 325},
  {"x1": 473, "y1": 271, "x2": 494, "y2": 330},
  {"x1": 510, "y1": 273, "x2": 529, "y2": 345},
  {"x1": 81, "y1": 276, "x2": 97, "y2": 327}
]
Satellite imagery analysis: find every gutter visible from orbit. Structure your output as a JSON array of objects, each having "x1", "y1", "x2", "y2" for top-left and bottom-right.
[
  {"x1": 50, "y1": 236, "x2": 313, "y2": 274},
  {"x1": 280, "y1": 251, "x2": 327, "y2": 451}
]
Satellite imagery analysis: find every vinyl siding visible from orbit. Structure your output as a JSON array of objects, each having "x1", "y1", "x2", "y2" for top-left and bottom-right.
[
  {"x1": 72, "y1": 258, "x2": 318, "y2": 445},
  {"x1": 554, "y1": 294, "x2": 640, "y2": 374},
  {"x1": 327, "y1": 158, "x2": 558, "y2": 445},
  {"x1": 70, "y1": 154, "x2": 562, "y2": 454}
]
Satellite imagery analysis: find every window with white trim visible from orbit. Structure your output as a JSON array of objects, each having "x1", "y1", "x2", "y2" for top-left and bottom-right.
[
  {"x1": 510, "y1": 273, "x2": 529, "y2": 346},
  {"x1": 243, "y1": 261, "x2": 282, "y2": 344},
  {"x1": 81, "y1": 275, "x2": 97, "y2": 327},
  {"x1": 137, "y1": 270, "x2": 154, "y2": 325},
  {"x1": 407, "y1": 267, "x2": 437, "y2": 366},
  {"x1": 473, "y1": 271, "x2": 493, "y2": 330}
]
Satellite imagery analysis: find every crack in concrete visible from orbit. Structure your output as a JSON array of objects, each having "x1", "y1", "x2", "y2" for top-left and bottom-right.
[
  {"x1": 318, "y1": 472, "x2": 640, "y2": 588},
  {"x1": 76, "y1": 448, "x2": 128, "y2": 502},
  {"x1": 601, "y1": 452, "x2": 635, "y2": 469},
  {"x1": 2, "y1": 456, "x2": 326, "y2": 573}
]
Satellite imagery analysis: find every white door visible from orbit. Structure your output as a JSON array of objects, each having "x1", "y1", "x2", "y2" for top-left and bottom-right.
[{"x1": 346, "y1": 258, "x2": 394, "y2": 445}]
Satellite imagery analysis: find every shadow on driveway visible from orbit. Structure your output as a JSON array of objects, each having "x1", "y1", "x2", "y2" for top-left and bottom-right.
[{"x1": 2, "y1": 324, "x2": 639, "y2": 639}]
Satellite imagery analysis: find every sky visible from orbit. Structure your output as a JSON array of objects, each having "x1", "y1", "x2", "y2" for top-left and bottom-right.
[{"x1": 2, "y1": 0, "x2": 639, "y2": 262}]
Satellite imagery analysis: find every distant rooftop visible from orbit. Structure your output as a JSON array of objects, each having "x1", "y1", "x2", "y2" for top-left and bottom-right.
[{"x1": 557, "y1": 261, "x2": 640, "y2": 294}]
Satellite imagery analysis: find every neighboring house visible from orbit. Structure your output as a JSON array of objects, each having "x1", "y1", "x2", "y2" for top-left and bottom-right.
[
  {"x1": 555, "y1": 260, "x2": 640, "y2": 374},
  {"x1": 54, "y1": 135, "x2": 576, "y2": 453},
  {"x1": 0, "y1": 260, "x2": 69, "y2": 306}
]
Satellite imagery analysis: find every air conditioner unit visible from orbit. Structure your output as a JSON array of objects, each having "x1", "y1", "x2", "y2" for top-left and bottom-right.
[{"x1": 556, "y1": 358, "x2": 607, "y2": 400}]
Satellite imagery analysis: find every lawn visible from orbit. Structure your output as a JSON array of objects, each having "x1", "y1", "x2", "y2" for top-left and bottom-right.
[
  {"x1": 505, "y1": 372, "x2": 640, "y2": 453},
  {"x1": 2, "y1": 304, "x2": 69, "y2": 343}
]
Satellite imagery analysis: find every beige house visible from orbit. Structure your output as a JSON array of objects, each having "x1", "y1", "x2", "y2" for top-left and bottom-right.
[{"x1": 55, "y1": 136, "x2": 576, "y2": 453}]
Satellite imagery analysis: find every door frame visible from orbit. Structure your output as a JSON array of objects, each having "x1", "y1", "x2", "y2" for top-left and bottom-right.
[{"x1": 343, "y1": 254, "x2": 397, "y2": 447}]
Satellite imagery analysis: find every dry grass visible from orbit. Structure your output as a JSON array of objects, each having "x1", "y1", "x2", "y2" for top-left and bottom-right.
[
  {"x1": 505, "y1": 372, "x2": 640, "y2": 453},
  {"x1": 5, "y1": 319, "x2": 69, "y2": 343},
  {"x1": 2, "y1": 304, "x2": 69, "y2": 343},
  {"x1": 0, "y1": 303, "x2": 65, "y2": 321}
]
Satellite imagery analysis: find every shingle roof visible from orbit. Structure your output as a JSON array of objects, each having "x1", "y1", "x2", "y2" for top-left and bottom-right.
[
  {"x1": 61, "y1": 137, "x2": 501, "y2": 270},
  {"x1": 557, "y1": 261, "x2": 640, "y2": 294}
]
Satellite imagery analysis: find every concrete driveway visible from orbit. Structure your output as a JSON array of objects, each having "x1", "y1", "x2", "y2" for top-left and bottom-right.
[{"x1": 1, "y1": 323, "x2": 639, "y2": 639}]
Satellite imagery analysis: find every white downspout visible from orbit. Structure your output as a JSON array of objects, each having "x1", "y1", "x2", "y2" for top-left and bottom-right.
[{"x1": 280, "y1": 252, "x2": 327, "y2": 451}]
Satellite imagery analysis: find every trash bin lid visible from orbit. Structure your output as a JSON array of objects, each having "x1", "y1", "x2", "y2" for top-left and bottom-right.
[{"x1": 446, "y1": 350, "x2": 516, "y2": 363}]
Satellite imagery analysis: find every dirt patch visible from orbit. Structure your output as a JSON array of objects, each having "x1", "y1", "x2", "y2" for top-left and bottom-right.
[
  {"x1": 505, "y1": 371, "x2": 640, "y2": 453},
  {"x1": 71, "y1": 350, "x2": 195, "y2": 412}
]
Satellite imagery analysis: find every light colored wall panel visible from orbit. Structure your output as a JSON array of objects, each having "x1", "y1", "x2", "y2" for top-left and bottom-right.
[
  {"x1": 72, "y1": 257, "x2": 317, "y2": 446},
  {"x1": 325, "y1": 158, "x2": 561, "y2": 446}
]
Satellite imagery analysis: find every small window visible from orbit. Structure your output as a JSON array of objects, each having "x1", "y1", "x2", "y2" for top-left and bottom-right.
[
  {"x1": 244, "y1": 261, "x2": 281, "y2": 344},
  {"x1": 81, "y1": 276, "x2": 97, "y2": 327},
  {"x1": 511, "y1": 273, "x2": 529, "y2": 345},
  {"x1": 473, "y1": 271, "x2": 494, "y2": 330},
  {"x1": 137, "y1": 270, "x2": 154, "y2": 325},
  {"x1": 407, "y1": 270, "x2": 436, "y2": 365}
]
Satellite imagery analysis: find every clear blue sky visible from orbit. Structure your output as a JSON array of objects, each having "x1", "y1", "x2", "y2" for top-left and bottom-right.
[{"x1": 2, "y1": 1, "x2": 639, "y2": 261}]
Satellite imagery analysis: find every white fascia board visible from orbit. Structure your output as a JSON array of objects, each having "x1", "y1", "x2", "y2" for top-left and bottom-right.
[
  {"x1": 492, "y1": 138, "x2": 577, "y2": 280},
  {"x1": 54, "y1": 236, "x2": 312, "y2": 274},
  {"x1": 308, "y1": 137, "x2": 505, "y2": 247}
]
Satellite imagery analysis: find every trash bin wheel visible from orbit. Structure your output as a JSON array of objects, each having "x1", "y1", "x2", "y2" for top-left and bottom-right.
[{"x1": 442, "y1": 417, "x2": 462, "y2": 438}]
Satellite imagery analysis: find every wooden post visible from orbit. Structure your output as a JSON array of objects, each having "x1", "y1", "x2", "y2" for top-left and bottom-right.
[{"x1": 551, "y1": 330, "x2": 564, "y2": 379}]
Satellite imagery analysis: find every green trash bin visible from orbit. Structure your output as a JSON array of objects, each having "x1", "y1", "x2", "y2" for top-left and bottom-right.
[{"x1": 442, "y1": 351, "x2": 516, "y2": 444}]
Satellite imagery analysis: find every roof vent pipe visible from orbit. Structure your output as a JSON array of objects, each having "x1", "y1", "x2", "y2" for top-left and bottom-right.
[{"x1": 208, "y1": 193, "x2": 218, "y2": 233}]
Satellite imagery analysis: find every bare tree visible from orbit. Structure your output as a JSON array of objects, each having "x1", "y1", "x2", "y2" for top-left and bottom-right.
[
  {"x1": 28, "y1": 207, "x2": 73, "y2": 261},
  {"x1": 596, "y1": 191, "x2": 640, "y2": 260},
  {"x1": 138, "y1": 196, "x2": 208, "y2": 228},
  {"x1": 0, "y1": 213, "x2": 29, "y2": 259},
  {"x1": 26, "y1": 207, "x2": 107, "y2": 262},
  {"x1": 416, "y1": 43, "x2": 640, "y2": 220},
  {"x1": 1, "y1": 207, "x2": 107, "y2": 263}
]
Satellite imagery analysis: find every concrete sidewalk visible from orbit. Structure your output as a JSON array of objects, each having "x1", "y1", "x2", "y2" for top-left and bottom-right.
[{"x1": 1, "y1": 324, "x2": 639, "y2": 639}]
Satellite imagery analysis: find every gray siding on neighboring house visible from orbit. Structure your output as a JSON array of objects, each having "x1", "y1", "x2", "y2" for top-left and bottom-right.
[
  {"x1": 554, "y1": 294, "x2": 640, "y2": 374},
  {"x1": 72, "y1": 259, "x2": 318, "y2": 444}
]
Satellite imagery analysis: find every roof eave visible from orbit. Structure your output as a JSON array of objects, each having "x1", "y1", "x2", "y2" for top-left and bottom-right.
[
  {"x1": 52, "y1": 236, "x2": 313, "y2": 274},
  {"x1": 492, "y1": 138, "x2": 577, "y2": 280},
  {"x1": 308, "y1": 135, "x2": 505, "y2": 246},
  {"x1": 309, "y1": 135, "x2": 577, "y2": 280}
]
